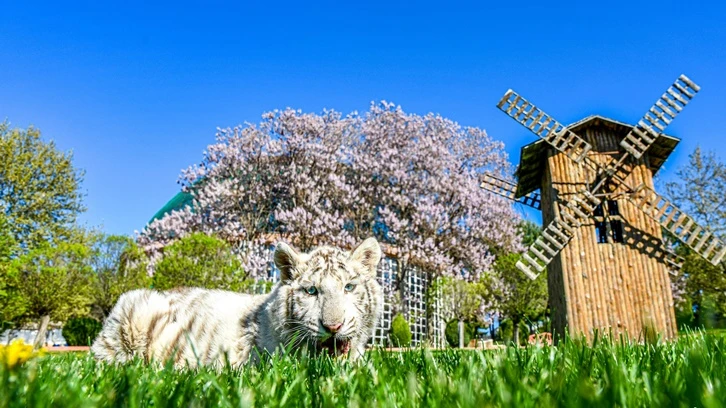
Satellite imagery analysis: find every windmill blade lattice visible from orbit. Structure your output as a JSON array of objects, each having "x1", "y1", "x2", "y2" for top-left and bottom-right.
[
  {"x1": 516, "y1": 192, "x2": 601, "y2": 279},
  {"x1": 497, "y1": 90, "x2": 626, "y2": 191},
  {"x1": 480, "y1": 172, "x2": 541, "y2": 210},
  {"x1": 499, "y1": 75, "x2": 701, "y2": 193},
  {"x1": 663, "y1": 247, "x2": 684, "y2": 276},
  {"x1": 497, "y1": 90, "x2": 593, "y2": 165},
  {"x1": 629, "y1": 185, "x2": 726, "y2": 265},
  {"x1": 620, "y1": 75, "x2": 701, "y2": 159}
]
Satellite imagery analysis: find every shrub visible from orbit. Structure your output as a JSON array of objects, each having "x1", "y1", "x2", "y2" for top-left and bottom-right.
[
  {"x1": 153, "y1": 233, "x2": 246, "y2": 291},
  {"x1": 389, "y1": 314, "x2": 412, "y2": 347},
  {"x1": 495, "y1": 318, "x2": 531, "y2": 345},
  {"x1": 63, "y1": 317, "x2": 102, "y2": 346},
  {"x1": 445, "y1": 319, "x2": 475, "y2": 347},
  {"x1": 676, "y1": 301, "x2": 696, "y2": 330},
  {"x1": 519, "y1": 320, "x2": 532, "y2": 345},
  {"x1": 495, "y1": 319, "x2": 512, "y2": 342}
]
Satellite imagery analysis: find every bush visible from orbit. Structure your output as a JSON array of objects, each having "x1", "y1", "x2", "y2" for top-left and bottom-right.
[
  {"x1": 495, "y1": 318, "x2": 531, "y2": 345},
  {"x1": 445, "y1": 319, "x2": 475, "y2": 347},
  {"x1": 676, "y1": 301, "x2": 695, "y2": 330},
  {"x1": 153, "y1": 233, "x2": 246, "y2": 291},
  {"x1": 63, "y1": 317, "x2": 102, "y2": 346},
  {"x1": 519, "y1": 320, "x2": 532, "y2": 345},
  {"x1": 389, "y1": 314, "x2": 412, "y2": 347}
]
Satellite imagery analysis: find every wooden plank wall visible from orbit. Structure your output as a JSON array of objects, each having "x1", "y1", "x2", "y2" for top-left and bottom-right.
[
  {"x1": 542, "y1": 121, "x2": 677, "y2": 341},
  {"x1": 540, "y1": 164, "x2": 569, "y2": 341}
]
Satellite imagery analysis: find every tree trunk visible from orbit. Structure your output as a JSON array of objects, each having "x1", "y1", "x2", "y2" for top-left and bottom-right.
[
  {"x1": 512, "y1": 317, "x2": 520, "y2": 346},
  {"x1": 396, "y1": 259, "x2": 407, "y2": 318},
  {"x1": 6, "y1": 329, "x2": 18, "y2": 345},
  {"x1": 693, "y1": 302, "x2": 701, "y2": 327},
  {"x1": 458, "y1": 319, "x2": 465, "y2": 348},
  {"x1": 425, "y1": 271, "x2": 435, "y2": 348},
  {"x1": 33, "y1": 315, "x2": 50, "y2": 349}
]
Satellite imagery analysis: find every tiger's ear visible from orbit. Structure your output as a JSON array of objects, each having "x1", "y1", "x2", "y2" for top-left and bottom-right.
[
  {"x1": 274, "y1": 242, "x2": 302, "y2": 282},
  {"x1": 349, "y1": 237, "x2": 382, "y2": 277}
]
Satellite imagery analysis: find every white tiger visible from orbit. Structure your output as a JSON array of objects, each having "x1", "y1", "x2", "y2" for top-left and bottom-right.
[{"x1": 91, "y1": 238, "x2": 383, "y2": 367}]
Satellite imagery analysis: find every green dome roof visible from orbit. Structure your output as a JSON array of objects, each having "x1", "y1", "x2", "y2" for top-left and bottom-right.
[{"x1": 149, "y1": 190, "x2": 194, "y2": 224}]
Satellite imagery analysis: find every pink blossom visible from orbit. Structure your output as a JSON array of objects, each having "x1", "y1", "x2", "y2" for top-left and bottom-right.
[{"x1": 138, "y1": 102, "x2": 523, "y2": 283}]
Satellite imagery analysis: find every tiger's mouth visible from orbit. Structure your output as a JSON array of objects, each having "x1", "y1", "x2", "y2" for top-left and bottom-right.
[{"x1": 317, "y1": 336, "x2": 351, "y2": 356}]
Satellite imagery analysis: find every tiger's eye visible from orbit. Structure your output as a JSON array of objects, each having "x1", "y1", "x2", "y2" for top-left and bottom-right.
[
  {"x1": 306, "y1": 286, "x2": 318, "y2": 295},
  {"x1": 344, "y1": 283, "x2": 356, "y2": 292}
]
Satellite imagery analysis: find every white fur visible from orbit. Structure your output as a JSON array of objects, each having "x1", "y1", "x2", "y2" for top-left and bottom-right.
[{"x1": 91, "y1": 239, "x2": 383, "y2": 368}]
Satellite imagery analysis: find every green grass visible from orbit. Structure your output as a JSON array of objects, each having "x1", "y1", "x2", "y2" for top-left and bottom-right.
[{"x1": 3, "y1": 333, "x2": 726, "y2": 407}]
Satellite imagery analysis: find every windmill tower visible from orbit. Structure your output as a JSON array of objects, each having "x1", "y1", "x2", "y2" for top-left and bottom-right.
[{"x1": 482, "y1": 75, "x2": 726, "y2": 341}]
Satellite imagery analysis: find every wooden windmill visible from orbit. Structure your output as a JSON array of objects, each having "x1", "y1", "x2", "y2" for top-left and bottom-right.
[{"x1": 482, "y1": 75, "x2": 726, "y2": 341}]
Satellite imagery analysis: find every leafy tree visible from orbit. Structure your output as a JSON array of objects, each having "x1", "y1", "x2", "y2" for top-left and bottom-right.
[
  {"x1": 389, "y1": 314, "x2": 412, "y2": 347},
  {"x1": 11, "y1": 243, "x2": 95, "y2": 348},
  {"x1": 673, "y1": 246, "x2": 726, "y2": 328},
  {"x1": 664, "y1": 148, "x2": 726, "y2": 326},
  {"x1": 89, "y1": 234, "x2": 151, "y2": 319},
  {"x1": 436, "y1": 277, "x2": 485, "y2": 347},
  {"x1": 153, "y1": 233, "x2": 246, "y2": 291},
  {"x1": 491, "y1": 221, "x2": 548, "y2": 345},
  {"x1": 665, "y1": 147, "x2": 726, "y2": 239},
  {"x1": 518, "y1": 220, "x2": 541, "y2": 251},
  {"x1": 492, "y1": 253, "x2": 548, "y2": 345},
  {"x1": 674, "y1": 301, "x2": 695, "y2": 330},
  {"x1": 0, "y1": 121, "x2": 85, "y2": 251},
  {"x1": 0, "y1": 214, "x2": 15, "y2": 257},
  {"x1": 0, "y1": 213, "x2": 23, "y2": 328}
]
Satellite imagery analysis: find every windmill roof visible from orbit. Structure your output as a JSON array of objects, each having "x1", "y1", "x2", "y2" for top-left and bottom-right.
[{"x1": 514, "y1": 115, "x2": 680, "y2": 198}]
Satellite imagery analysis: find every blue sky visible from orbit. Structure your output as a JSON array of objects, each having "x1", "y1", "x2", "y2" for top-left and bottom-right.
[{"x1": 1, "y1": 1, "x2": 724, "y2": 235}]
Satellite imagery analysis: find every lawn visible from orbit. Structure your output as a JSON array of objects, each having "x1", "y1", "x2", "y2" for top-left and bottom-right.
[{"x1": 2, "y1": 333, "x2": 726, "y2": 407}]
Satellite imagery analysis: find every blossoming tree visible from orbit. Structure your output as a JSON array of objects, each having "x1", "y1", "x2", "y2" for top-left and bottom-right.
[{"x1": 138, "y1": 102, "x2": 522, "y2": 298}]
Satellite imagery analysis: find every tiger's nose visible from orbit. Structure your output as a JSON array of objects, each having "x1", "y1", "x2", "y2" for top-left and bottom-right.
[{"x1": 323, "y1": 322, "x2": 343, "y2": 333}]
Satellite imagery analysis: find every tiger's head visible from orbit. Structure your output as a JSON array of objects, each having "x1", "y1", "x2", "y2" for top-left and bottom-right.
[{"x1": 273, "y1": 238, "x2": 383, "y2": 359}]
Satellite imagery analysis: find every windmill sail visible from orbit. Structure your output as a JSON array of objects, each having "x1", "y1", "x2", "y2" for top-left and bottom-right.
[
  {"x1": 620, "y1": 75, "x2": 700, "y2": 159},
  {"x1": 516, "y1": 192, "x2": 601, "y2": 279},
  {"x1": 629, "y1": 185, "x2": 726, "y2": 265},
  {"x1": 663, "y1": 247, "x2": 684, "y2": 276},
  {"x1": 497, "y1": 91, "x2": 592, "y2": 164},
  {"x1": 480, "y1": 172, "x2": 541, "y2": 210}
]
